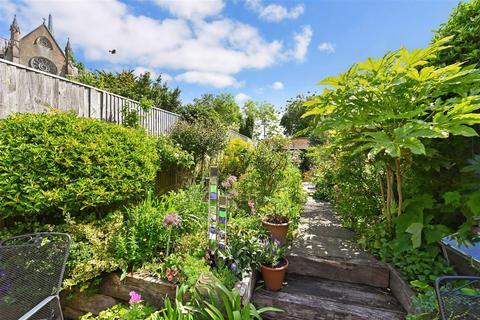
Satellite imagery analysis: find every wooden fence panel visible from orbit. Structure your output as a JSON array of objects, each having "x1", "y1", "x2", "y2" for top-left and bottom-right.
[{"x1": 0, "y1": 58, "x2": 180, "y2": 135}]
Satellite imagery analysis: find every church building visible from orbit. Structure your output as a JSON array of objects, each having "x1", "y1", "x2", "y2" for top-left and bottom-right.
[{"x1": 0, "y1": 14, "x2": 77, "y2": 77}]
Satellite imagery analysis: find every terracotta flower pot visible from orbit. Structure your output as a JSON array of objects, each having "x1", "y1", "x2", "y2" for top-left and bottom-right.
[
  {"x1": 262, "y1": 217, "x2": 290, "y2": 245},
  {"x1": 261, "y1": 258, "x2": 289, "y2": 291}
]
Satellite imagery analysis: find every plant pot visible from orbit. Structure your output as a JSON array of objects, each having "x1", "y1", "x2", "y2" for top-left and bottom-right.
[
  {"x1": 262, "y1": 217, "x2": 290, "y2": 245},
  {"x1": 261, "y1": 258, "x2": 289, "y2": 291}
]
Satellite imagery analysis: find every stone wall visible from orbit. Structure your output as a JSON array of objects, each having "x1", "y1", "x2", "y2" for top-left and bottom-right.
[{"x1": 18, "y1": 25, "x2": 67, "y2": 76}]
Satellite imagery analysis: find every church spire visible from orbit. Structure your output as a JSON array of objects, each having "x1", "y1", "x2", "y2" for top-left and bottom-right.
[
  {"x1": 48, "y1": 13, "x2": 53, "y2": 35},
  {"x1": 10, "y1": 15, "x2": 20, "y2": 34},
  {"x1": 65, "y1": 38, "x2": 71, "y2": 56}
]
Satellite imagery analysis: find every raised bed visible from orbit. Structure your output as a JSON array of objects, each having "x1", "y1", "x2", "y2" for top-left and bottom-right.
[{"x1": 61, "y1": 271, "x2": 256, "y2": 319}]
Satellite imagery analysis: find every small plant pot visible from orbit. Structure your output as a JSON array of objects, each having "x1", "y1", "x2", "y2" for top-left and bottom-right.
[
  {"x1": 261, "y1": 258, "x2": 289, "y2": 291},
  {"x1": 262, "y1": 216, "x2": 290, "y2": 245}
]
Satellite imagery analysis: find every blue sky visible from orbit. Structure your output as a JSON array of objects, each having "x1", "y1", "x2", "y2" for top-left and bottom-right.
[{"x1": 0, "y1": 0, "x2": 462, "y2": 111}]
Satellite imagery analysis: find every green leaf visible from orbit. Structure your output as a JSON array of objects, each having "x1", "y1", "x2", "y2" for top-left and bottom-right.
[
  {"x1": 443, "y1": 191, "x2": 462, "y2": 207},
  {"x1": 466, "y1": 190, "x2": 480, "y2": 215},
  {"x1": 448, "y1": 125, "x2": 478, "y2": 137},
  {"x1": 410, "y1": 280, "x2": 431, "y2": 291},
  {"x1": 399, "y1": 137, "x2": 426, "y2": 155},
  {"x1": 406, "y1": 222, "x2": 424, "y2": 248},
  {"x1": 424, "y1": 224, "x2": 450, "y2": 244}
]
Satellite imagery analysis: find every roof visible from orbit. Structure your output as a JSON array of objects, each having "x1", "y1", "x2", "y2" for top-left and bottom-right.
[
  {"x1": 20, "y1": 23, "x2": 66, "y2": 59},
  {"x1": 288, "y1": 137, "x2": 310, "y2": 150}
]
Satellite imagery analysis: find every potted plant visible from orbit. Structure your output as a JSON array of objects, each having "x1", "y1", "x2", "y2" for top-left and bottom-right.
[
  {"x1": 260, "y1": 196, "x2": 291, "y2": 245},
  {"x1": 260, "y1": 239, "x2": 288, "y2": 291}
]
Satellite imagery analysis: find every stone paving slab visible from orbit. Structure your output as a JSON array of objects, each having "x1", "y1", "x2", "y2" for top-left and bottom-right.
[{"x1": 290, "y1": 183, "x2": 376, "y2": 262}]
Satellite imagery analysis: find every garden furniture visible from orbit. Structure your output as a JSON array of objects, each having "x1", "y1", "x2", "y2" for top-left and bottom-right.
[
  {"x1": 0, "y1": 233, "x2": 71, "y2": 320},
  {"x1": 435, "y1": 276, "x2": 480, "y2": 320}
]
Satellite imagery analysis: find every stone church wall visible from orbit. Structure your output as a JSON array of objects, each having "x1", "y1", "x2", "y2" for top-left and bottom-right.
[{"x1": 19, "y1": 26, "x2": 67, "y2": 76}]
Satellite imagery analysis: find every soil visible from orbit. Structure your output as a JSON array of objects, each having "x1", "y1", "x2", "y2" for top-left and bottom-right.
[
  {"x1": 265, "y1": 214, "x2": 289, "y2": 224},
  {"x1": 263, "y1": 258, "x2": 288, "y2": 269}
]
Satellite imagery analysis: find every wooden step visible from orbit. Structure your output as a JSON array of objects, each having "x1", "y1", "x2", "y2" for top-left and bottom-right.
[
  {"x1": 253, "y1": 274, "x2": 406, "y2": 320},
  {"x1": 287, "y1": 254, "x2": 390, "y2": 288}
]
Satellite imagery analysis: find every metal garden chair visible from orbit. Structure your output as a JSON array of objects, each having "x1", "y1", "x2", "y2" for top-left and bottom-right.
[
  {"x1": 435, "y1": 276, "x2": 480, "y2": 320},
  {"x1": 0, "y1": 233, "x2": 71, "y2": 320}
]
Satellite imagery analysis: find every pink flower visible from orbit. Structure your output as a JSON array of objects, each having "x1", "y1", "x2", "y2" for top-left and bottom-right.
[
  {"x1": 228, "y1": 175, "x2": 237, "y2": 183},
  {"x1": 163, "y1": 212, "x2": 181, "y2": 227},
  {"x1": 247, "y1": 200, "x2": 255, "y2": 208},
  {"x1": 129, "y1": 291, "x2": 142, "y2": 305}
]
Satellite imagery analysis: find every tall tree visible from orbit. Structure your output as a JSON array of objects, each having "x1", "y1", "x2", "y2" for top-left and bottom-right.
[
  {"x1": 72, "y1": 70, "x2": 182, "y2": 112},
  {"x1": 256, "y1": 102, "x2": 280, "y2": 139},
  {"x1": 280, "y1": 94, "x2": 313, "y2": 136},
  {"x1": 305, "y1": 38, "x2": 480, "y2": 235},
  {"x1": 186, "y1": 93, "x2": 242, "y2": 130},
  {"x1": 432, "y1": 0, "x2": 480, "y2": 68}
]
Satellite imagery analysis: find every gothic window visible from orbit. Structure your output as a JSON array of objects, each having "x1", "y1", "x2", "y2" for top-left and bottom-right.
[
  {"x1": 29, "y1": 57, "x2": 58, "y2": 75},
  {"x1": 35, "y1": 36, "x2": 53, "y2": 50}
]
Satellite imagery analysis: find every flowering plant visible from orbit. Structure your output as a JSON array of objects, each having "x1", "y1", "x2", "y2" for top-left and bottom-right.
[
  {"x1": 129, "y1": 291, "x2": 142, "y2": 305},
  {"x1": 247, "y1": 200, "x2": 256, "y2": 215},
  {"x1": 260, "y1": 239, "x2": 286, "y2": 268},
  {"x1": 163, "y1": 212, "x2": 181, "y2": 256}
]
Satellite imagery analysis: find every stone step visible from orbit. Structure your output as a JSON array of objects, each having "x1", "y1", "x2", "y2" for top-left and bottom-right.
[
  {"x1": 253, "y1": 274, "x2": 406, "y2": 320},
  {"x1": 287, "y1": 254, "x2": 390, "y2": 289}
]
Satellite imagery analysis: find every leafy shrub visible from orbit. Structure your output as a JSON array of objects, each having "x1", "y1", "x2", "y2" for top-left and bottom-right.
[
  {"x1": 80, "y1": 301, "x2": 156, "y2": 320},
  {"x1": 113, "y1": 184, "x2": 207, "y2": 270},
  {"x1": 82, "y1": 284, "x2": 282, "y2": 320},
  {"x1": 237, "y1": 137, "x2": 304, "y2": 209},
  {"x1": 432, "y1": 0, "x2": 480, "y2": 68},
  {"x1": 62, "y1": 214, "x2": 123, "y2": 288},
  {"x1": 182, "y1": 255, "x2": 211, "y2": 288},
  {"x1": 212, "y1": 261, "x2": 238, "y2": 290},
  {"x1": 170, "y1": 118, "x2": 227, "y2": 163},
  {"x1": 0, "y1": 213, "x2": 123, "y2": 289},
  {"x1": 0, "y1": 112, "x2": 158, "y2": 222},
  {"x1": 220, "y1": 138, "x2": 253, "y2": 180},
  {"x1": 156, "y1": 135, "x2": 194, "y2": 170},
  {"x1": 380, "y1": 238, "x2": 454, "y2": 283},
  {"x1": 113, "y1": 194, "x2": 173, "y2": 269},
  {"x1": 224, "y1": 216, "x2": 266, "y2": 274}
]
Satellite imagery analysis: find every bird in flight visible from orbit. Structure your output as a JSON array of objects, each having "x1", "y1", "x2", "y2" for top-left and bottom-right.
[{"x1": 109, "y1": 49, "x2": 117, "y2": 54}]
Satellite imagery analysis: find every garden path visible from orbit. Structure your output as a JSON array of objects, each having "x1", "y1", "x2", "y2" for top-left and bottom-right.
[
  {"x1": 253, "y1": 183, "x2": 407, "y2": 320},
  {"x1": 289, "y1": 182, "x2": 376, "y2": 262}
]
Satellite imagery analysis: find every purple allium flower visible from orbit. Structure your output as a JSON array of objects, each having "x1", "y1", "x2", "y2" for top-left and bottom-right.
[
  {"x1": 228, "y1": 175, "x2": 237, "y2": 183},
  {"x1": 247, "y1": 200, "x2": 255, "y2": 208},
  {"x1": 129, "y1": 291, "x2": 142, "y2": 305},
  {"x1": 163, "y1": 212, "x2": 181, "y2": 227},
  {"x1": 229, "y1": 262, "x2": 237, "y2": 271}
]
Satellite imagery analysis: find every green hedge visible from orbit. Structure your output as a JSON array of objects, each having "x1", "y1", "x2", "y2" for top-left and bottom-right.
[{"x1": 0, "y1": 112, "x2": 159, "y2": 221}]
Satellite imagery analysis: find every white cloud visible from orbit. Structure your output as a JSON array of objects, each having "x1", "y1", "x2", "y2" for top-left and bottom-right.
[
  {"x1": 153, "y1": 0, "x2": 224, "y2": 20},
  {"x1": 245, "y1": 0, "x2": 304, "y2": 22},
  {"x1": 175, "y1": 71, "x2": 244, "y2": 88},
  {"x1": 134, "y1": 67, "x2": 173, "y2": 82},
  {"x1": 318, "y1": 42, "x2": 336, "y2": 53},
  {"x1": 292, "y1": 25, "x2": 313, "y2": 62},
  {"x1": 234, "y1": 93, "x2": 251, "y2": 106},
  {"x1": 271, "y1": 81, "x2": 284, "y2": 90},
  {"x1": 3, "y1": 0, "x2": 309, "y2": 88}
]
